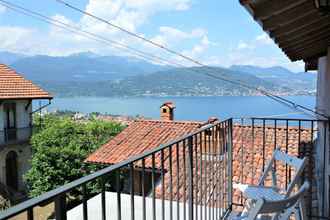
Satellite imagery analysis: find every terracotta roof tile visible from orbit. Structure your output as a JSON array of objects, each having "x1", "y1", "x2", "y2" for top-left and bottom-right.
[
  {"x1": 86, "y1": 120, "x2": 313, "y2": 206},
  {"x1": 154, "y1": 124, "x2": 313, "y2": 204},
  {"x1": 85, "y1": 119, "x2": 203, "y2": 164},
  {"x1": 0, "y1": 64, "x2": 52, "y2": 100}
]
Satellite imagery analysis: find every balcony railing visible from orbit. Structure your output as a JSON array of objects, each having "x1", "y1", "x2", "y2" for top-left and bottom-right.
[
  {"x1": 232, "y1": 117, "x2": 328, "y2": 219},
  {"x1": 0, "y1": 117, "x2": 327, "y2": 219},
  {"x1": 0, "y1": 119, "x2": 233, "y2": 220},
  {"x1": 0, "y1": 127, "x2": 32, "y2": 146}
]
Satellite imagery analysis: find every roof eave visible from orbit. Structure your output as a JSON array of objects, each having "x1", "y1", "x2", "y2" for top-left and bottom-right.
[
  {"x1": 239, "y1": 0, "x2": 330, "y2": 69},
  {"x1": 0, "y1": 96, "x2": 53, "y2": 101}
]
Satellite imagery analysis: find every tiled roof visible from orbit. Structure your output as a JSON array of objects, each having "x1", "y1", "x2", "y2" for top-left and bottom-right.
[
  {"x1": 155, "y1": 124, "x2": 312, "y2": 204},
  {"x1": 86, "y1": 119, "x2": 313, "y2": 206},
  {"x1": 232, "y1": 125, "x2": 312, "y2": 205},
  {"x1": 0, "y1": 64, "x2": 52, "y2": 100},
  {"x1": 85, "y1": 119, "x2": 203, "y2": 164}
]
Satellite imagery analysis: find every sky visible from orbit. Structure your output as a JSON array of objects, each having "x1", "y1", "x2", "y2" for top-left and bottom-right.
[{"x1": 0, "y1": 0, "x2": 304, "y2": 72}]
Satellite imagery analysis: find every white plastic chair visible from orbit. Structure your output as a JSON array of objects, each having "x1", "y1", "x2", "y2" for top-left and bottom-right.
[
  {"x1": 230, "y1": 181, "x2": 309, "y2": 220},
  {"x1": 234, "y1": 147, "x2": 307, "y2": 202}
]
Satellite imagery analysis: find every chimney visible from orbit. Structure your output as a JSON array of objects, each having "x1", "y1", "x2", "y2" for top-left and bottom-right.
[
  {"x1": 160, "y1": 102, "x2": 175, "y2": 121},
  {"x1": 207, "y1": 117, "x2": 219, "y2": 124}
]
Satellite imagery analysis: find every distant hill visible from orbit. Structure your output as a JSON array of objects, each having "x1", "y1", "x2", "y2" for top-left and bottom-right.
[
  {"x1": 38, "y1": 66, "x2": 293, "y2": 97},
  {"x1": 230, "y1": 65, "x2": 316, "y2": 92},
  {"x1": 0, "y1": 51, "x2": 316, "y2": 97},
  {"x1": 0, "y1": 51, "x2": 26, "y2": 64},
  {"x1": 10, "y1": 52, "x2": 169, "y2": 82}
]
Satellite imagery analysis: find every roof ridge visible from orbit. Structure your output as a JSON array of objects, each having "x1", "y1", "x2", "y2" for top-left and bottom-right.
[
  {"x1": 134, "y1": 119, "x2": 203, "y2": 124},
  {"x1": 0, "y1": 64, "x2": 53, "y2": 100}
]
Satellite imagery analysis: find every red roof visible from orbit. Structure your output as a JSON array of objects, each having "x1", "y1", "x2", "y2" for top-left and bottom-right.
[
  {"x1": 85, "y1": 119, "x2": 313, "y2": 205},
  {"x1": 154, "y1": 124, "x2": 313, "y2": 204},
  {"x1": 85, "y1": 119, "x2": 203, "y2": 164},
  {"x1": 0, "y1": 64, "x2": 52, "y2": 100}
]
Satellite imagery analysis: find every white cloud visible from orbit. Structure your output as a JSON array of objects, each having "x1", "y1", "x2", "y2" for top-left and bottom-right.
[
  {"x1": 80, "y1": 0, "x2": 192, "y2": 34},
  {"x1": 203, "y1": 50, "x2": 304, "y2": 72},
  {"x1": 183, "y1": 36, "x2": 212, "y2": 59},
  {"x1": 30, "y1": 0, "x2": 195, "y2": 57},
  {"x1": 236, "y1": 33, "x2": 273, "y2": 52},
  {"x1": 0, "y1": 26, "x2": 36, "y2": 53},
  {"x1": 159, "y1": 26, "x2": 206, "y2": 40},
  {"x1": 149, "y1": 26, "x2": 208, "y2": 49},
  {"x1": 0, "y1": 5, "x2": 6, "y2": 14},
  {"x1": 2, "y1": 0, "x2": 303, "y2": 72},
  {"x1": 124, "y1": 0, "x2": 191, "y2": 11},
  {"x1": 0, "y1": 0, "x2": 197, "y2": 57},
  {"x1": 255, "y1": 33, "x2": 273, "y2": 45},
  {"x1": 237, "y1": 41, "x2": 254, "y2": 50},
  {"x1": 223, "y1": 32, "x2": 304, "y2": 71},
  {"x1": 145, "y1": 26, "x2": 219, "y2": 64}
]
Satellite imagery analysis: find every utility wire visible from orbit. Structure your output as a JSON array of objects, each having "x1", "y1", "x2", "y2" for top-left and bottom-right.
[
  {"x1": 0, "y1": 0, "x2": 317, "y2": 118},
  {"x1": 0, "y1": 0, "x2": 265, "y2": 93},
  {"x1": 55, "y1": 0, "x2": 203, "y2": 66},
  {"x1": 54, "y1": 0, "x2": 329, "y2": 120},
  {"x1": 6, "y1": 0, "x2": 325, "y2": 119},
  {"x1": 0, "y1": 1, "x2": 258, "y2": 94},
  {"x1": 0, "y1": 1, "x2": 183, "y2": 68},
  {"x1": 1, "y1": 0, "x2": 326, "y2": 119}
]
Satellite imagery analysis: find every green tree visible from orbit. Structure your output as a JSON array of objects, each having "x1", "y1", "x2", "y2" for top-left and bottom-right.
[{"x1": 25, "y1": 115, "x2": 124, "y2": 197}]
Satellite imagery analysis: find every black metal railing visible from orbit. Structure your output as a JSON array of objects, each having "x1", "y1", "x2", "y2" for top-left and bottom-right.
[
  {"x1": 0, "y1": 119, "x2": 233, "y2": 220},
  {"x1": 1, "y1": 117, "x2": 328, "y2": 219},
  {"x1": 232, "y1": 117, "x2": 328, "y2": 218}
]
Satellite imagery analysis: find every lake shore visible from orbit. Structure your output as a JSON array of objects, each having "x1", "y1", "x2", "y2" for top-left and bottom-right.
[{"x1": 43, "y1": 96, "x2": 316, "y2": 121}]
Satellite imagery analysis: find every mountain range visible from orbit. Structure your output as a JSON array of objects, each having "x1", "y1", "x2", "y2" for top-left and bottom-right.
[
  {"x1": 6, "y1": 51, "x2": 168, "y2": 82},
  {"x1": 230, "y1": 65, "x2": 316, "y2": 92},
  {"x1": 0, "y1": 51, "x2": 316, "y2": 97}
]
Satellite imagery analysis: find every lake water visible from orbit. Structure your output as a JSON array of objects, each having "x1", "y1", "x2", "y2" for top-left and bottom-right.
[{"x1": 43, "y1": 96, "x2": 316, "y2": 121}]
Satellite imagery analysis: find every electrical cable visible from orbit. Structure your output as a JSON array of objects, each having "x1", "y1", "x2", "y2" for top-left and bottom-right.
[
  {"x1": 0, "y1": 0, "x2": 326, "y2": 119},
  {"x1": 54, "y1": 0, "x2": 329, "y2": 120}
]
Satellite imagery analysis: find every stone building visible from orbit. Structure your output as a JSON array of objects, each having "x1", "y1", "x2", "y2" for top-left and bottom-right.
[{"x1": 0, "y1": 64, "x2": 52, "y2": 202}]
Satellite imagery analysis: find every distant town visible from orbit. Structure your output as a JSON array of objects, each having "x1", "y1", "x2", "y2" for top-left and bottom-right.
[
  {"x1": 50, "y1": 109, "x2": 148, "y2": 126},
  {"x1": 0, "y1": 51, "x2": 317, "y2": 98}
]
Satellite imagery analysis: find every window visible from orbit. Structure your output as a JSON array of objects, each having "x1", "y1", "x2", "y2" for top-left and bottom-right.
[{"x1": 3, "y1": 103, "x2": 17, "y2": 141}]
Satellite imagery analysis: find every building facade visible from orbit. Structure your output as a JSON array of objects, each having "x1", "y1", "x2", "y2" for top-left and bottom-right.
[{"x1": 0, "y1": 64, "x2": 52, "y2": 199}]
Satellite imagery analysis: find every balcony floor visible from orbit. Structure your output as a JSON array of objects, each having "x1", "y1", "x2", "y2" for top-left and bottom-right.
[{"x1": 67, "y1": 192, "x2": 229, "y2": 220}]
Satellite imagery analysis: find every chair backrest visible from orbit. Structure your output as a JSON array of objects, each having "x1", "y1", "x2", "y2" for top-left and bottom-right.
[
  {"x1": 258, "y1": 147, "x2": 306, "y2": 197},
  {"x1": 246, "y1": 181, "x2": 309, "y2": 220}
]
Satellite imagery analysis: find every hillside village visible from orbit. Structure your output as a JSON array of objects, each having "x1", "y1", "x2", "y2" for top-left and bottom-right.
[{"x1": 0, "y1": 52, "x2": 317, "y2": 97}]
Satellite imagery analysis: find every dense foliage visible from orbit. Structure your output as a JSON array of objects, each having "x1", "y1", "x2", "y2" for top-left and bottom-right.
[{"x1": 25, "y1": 115, "x2": 124, "y2": 197}]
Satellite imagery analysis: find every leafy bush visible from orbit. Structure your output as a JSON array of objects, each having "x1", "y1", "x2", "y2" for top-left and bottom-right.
[{"x1": 25, "y1": 115, "x2": 124, "y2": 197}]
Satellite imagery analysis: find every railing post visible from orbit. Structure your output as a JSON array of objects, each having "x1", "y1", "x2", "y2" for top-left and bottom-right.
[
  {"x1": 55, "y1": 194, "x2": 67, "y2": 220},
  {"x1": 187, "y1": 136, "x2": 194, "y2": 220},
  {"x1": 227, "y1": 119, "x2": 233, "y2": 210},
  {"x1": 27, "y1": 208, "x2": 33, "y2": 220}
]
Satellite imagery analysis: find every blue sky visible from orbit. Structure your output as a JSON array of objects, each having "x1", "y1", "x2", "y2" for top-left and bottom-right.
[{"x1": 0, "y1": 0, "x2": 304, "y2": 71}]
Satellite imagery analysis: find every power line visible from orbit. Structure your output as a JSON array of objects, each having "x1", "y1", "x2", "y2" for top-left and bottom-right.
[
  {"x1": 54, "y1": 0, "x2": 329, "y2": 120},
  {"x1": 0, "y1": 1, "x2": 255, "y2": 92},
  {"x1": 0, "y1": 0, "x2": 326, "y2": 119},
  {"x1": 55, "y1": 0, "x2": 203, "y2": 66},
  {"x1": 0, "y1": 0, "x2": 263, "y2": 93},
  {"x1": 0, "y1": 1, "x2": 184, "y2": 68},
  {"x1": 4, "y1": 0, "x2": 324, "y2": 119}
]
